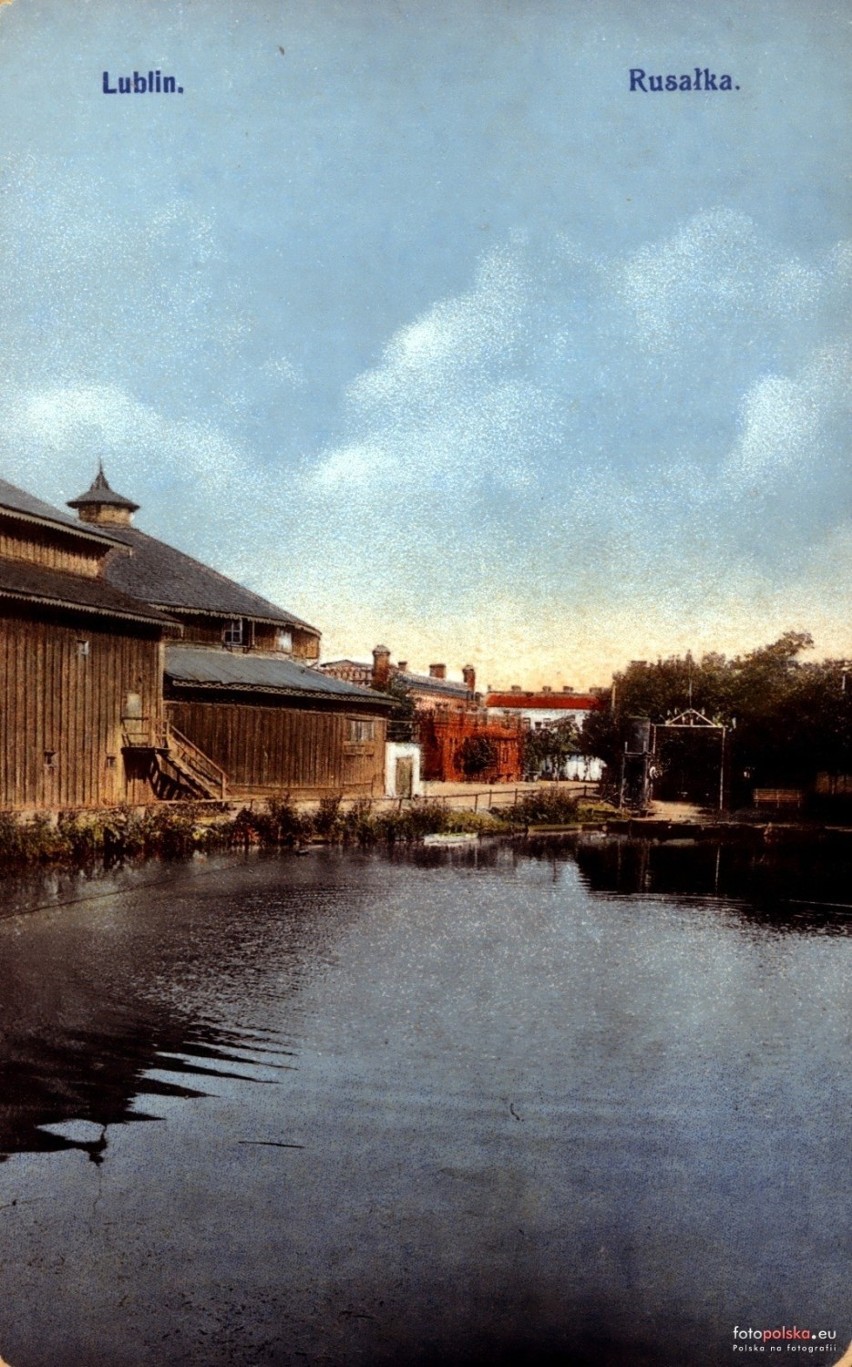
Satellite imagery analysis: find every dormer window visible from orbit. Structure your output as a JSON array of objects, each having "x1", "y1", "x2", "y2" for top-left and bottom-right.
[{"x1": 223, "y1": 619, "x2": 256, "y2": 650}]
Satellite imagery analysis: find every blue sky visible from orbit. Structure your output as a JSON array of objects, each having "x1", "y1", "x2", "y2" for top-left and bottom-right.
[{"x1": 0, "y1": 0, "x2": 849, "y2": 687}]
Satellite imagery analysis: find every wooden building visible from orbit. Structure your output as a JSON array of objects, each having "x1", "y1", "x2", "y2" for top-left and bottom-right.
[
  {"x1": 67, "y1": 468, "x2": 393, "y2": 799},
  {"x1": 164, "y1": 648, "x2": 392, "y2": 798},
  {"x1": 69, "y1": 467, "x2": 321, "y2": 661},
  {"x1": 0, "y1": 479, "x2": 175, "y2": 810}
]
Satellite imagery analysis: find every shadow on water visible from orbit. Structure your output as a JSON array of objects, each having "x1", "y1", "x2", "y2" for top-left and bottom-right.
[
  {"x1": 0, "y1": 1003, "x2": 283, "y2": 1161},
  {"x1": 0, "y1": 851, "x2": 367, "y2": 1161},
  {"x1": 2, "y1": 836, "x2": 849, "y2": 1163}
]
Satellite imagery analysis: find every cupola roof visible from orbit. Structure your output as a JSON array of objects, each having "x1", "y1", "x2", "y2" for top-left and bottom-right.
[{"x1": 67, "y1": 464, "x2": 140, "y2": 514}]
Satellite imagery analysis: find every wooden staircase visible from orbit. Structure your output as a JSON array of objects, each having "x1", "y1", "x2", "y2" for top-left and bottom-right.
[{"x1": 122, "y1": 722, "x2": 228, "y2": 801}]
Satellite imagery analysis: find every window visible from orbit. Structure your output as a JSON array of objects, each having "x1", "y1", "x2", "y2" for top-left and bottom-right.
[
  {"x1": 223, "y1": 619, "x2": 243, "y2": 648},
  {"x1": 123, "y1": 691, "x2": 143, "y2": 720},
  {"x1": 275, "y1": 629, "x2": 293, "y2": 653},
  {"x1": 347, "y1": 718, "x2": 376, "y2": 743},
  {"x1": 76, "y1": 639, "x2": 90, "y2": 658}
]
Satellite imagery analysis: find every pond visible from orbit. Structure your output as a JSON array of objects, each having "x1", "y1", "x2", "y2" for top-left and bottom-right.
[{"x1": 0, "y1": 838, "x2": 849, "y2": 1366}]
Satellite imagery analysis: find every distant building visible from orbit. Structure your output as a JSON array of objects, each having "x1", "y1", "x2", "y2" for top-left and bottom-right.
[
  {"x1": 65, "y1": 468, "x2": 394, "y2": 799},
  {"x1": 0, "y1": 478, "x2": 175, "y2": 809},
  {"x1": 418, "y1": 711, "x2": 523, "y2": 784},
  {"x1": 320, "y1": 647, "x2": 477, "y2": 712},
  {"x1": 321, "y1": 647, "x2": 523, "y2": 782},
  {"x1": 485, "y1": 686, "x2": 601, "y2": 729},
  {"x1": 485, "y1": 686, "x2": 605, "y2": 781}
]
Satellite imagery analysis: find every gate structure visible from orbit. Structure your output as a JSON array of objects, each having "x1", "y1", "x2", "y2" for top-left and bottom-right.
[{"x1": 653, "y1": 708, "x2": 727, "y2": 810}]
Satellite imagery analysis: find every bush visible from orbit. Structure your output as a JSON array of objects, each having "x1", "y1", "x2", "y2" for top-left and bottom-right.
[
  {"x1": 457, "y1": 735, "x2": 498, "y2": 778},
  {"x1": 496, "y1": 788, "x2": 580, "y2": 826}
]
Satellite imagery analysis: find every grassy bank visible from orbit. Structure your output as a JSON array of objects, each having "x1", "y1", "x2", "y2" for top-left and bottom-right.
[{"x1": 0, "y1": 789, "x2": 621, "y2": 869}]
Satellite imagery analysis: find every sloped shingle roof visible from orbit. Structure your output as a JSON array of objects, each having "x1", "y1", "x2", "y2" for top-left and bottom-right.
[
  {"x1": 0, "y1": 479, "x2": 123, "y2": 547},
  {"x1": 67, "y1": 467, "x2": 139, "y2": 512},
  {"x1": 397, "y1": 669, "x2": 471, "y2": 698},
  {"x1": 0, "y1": 557, "x2": 177, "y2": 628},
  {"x1": 165, "y1": 647, "x2": 393, "y2": 706},
  {"x1": 100, "y1": 525, "x2": 319, "y2": 633}
]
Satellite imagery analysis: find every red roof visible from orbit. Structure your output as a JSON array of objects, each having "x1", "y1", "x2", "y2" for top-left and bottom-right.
[{"x1": 486, "y1": 692, "x2": 602, "y2": 711}]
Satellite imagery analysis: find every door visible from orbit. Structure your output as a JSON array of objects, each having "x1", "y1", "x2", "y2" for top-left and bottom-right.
[{"x1": 395, "y1": 756, "x2": 414, "y2": 798}]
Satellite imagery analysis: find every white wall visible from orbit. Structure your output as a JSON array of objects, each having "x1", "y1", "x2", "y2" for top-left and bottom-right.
[
  {"x1": 486, "y1": 706, "x2": 591, "y2": 729},
  {"x1": 385, "y1": 742, "x2": 423, "y2": 797}
]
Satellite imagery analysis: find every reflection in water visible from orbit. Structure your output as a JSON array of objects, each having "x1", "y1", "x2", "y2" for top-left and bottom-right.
[
  {"x1": 0, "y1": 853, "x2": 368, "y2": 1161},
  {"x1": 571, "y1": 833, "x2": 852, "y2": 930},
  {"x1": 0, "y1": 1006, "x2": 282, "y2": 1159},
  {"x1": 0, "y1": 842, "x2": 849, "y2": 1367}
]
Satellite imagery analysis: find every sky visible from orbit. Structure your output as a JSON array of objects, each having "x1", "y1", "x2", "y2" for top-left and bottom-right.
[{"x1": 0, "y1": 0, "x2": 849, "y2": 689}]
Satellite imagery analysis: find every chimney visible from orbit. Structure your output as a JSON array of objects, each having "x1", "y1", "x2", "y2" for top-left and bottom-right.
[
  {"x1": 372, "y1": 644, "x2": 391, "y2": 690},
  {"x1": 397, "y1": 661, "x2": 408, "y2": 673},
  {"x1": 562, "y1": 685, "x2": 574, "y2": 693},
  {"x1": 462, "y1": 664, "x2": 476, "y2": 693},
  {"x1": 429, "y1": 664, "x2": 446, "y2": 679},
  {"x1": 511, "y1": 684, "x2": 522, "y2": 693},
  {"x1": 542, "y1": 686, "x2": 552, "y2": 694}
]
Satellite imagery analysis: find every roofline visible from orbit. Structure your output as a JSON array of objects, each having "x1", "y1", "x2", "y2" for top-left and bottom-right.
[
  {"x1": 399, "y1": 674, "x2": 470, "y2": 691},
  {"x1": 0, "y1": 504, "x2": 128, "y2": 549},
  {"x1": 150, "y1": 603, "x2": 321, "y2": 634},
  {"x1": 0, "y1": 585, "x2": 180, "y2": 630},
  {"x1": 166, "y1": 678, "x2": 395, "y2": 707},
  {"x1": 485, "y1": 696, "x2": 601, "y2": 708}
]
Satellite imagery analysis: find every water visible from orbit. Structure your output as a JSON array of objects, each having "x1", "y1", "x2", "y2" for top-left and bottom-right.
[{"x1": 0, "y1": 838, "x2": 849, "y2": 1367}]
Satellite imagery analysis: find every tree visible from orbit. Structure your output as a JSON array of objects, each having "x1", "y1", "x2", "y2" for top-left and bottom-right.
[
  {"x1": 457, "y1": 734, "x2": 498, "y2": 778},
  {"x1": 523, "y1": 718, "x2": 581, "y2": 779},
  {"x1": 580, "y1": 632, "x2": 851, "y2": 806}
]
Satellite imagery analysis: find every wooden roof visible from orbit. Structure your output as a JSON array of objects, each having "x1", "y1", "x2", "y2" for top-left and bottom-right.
[
  {"x1": 0, "y1": 557, "x2": 178, "y2": 628},
  {"x1": 67, "y1": 467, "x2": 140, "y2": 513},
  {"x1": 165, "y1": 646, "x2": 394, "y2": 706},
  {"x1": 0, "y1": 478, "x2": 125, "y2": 548},
  {"x1": 100, "y1": 525, "x2": 320, "y2": 633}
]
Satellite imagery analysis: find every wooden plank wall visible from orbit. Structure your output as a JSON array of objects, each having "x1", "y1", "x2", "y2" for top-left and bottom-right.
[
  {"x1": 166, "y1": 700, "x2": 386, "y2": 796},
  {"x1": 0, "y1": 523, "x2": 103, "y2": 578},
  {"x1": 0, "y1": 609, "x2": 164, "y2": 809},
  {"x1": 175, "y1": 614, "x2": 320, "y2": 660}
]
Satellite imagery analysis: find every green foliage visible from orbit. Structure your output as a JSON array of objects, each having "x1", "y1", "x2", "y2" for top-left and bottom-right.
[
  {"x1": 381, "y1": 675, "x2": 417, "y2": 740},
  {"x1": 457, "y1": 734, "x2": 498, "y2": 777},
  {"x1": 495, "y1": 787, "x2": 580, "y2": 826},
  {"x1": 580, "y1": 632, "x2": 852, "y2": 802},
  {"x1": 522, "y1": 717, "x2": 582, "y2": 779}
]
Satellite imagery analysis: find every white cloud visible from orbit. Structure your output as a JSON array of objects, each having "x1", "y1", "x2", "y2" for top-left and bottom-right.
[
  {"x1": 292, "y1": 213, "x2": 851, "y2": 680},
  {"x1": 617, "y1": 208, "x2": 824, "y2": 349},
  {"x1": 262, "y1": 355, "x2": 306, "y2": 388},
  {"x1": 724, "y1": 344, "x2": 851, "y2": 483},
  {"x1": 2, "y1": 208, "x2": 848, "y2": 687}
]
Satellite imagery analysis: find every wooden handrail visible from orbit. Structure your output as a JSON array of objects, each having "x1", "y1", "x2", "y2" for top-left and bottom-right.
[{"x1": 166, "y1": 724, "x2": 228, "y2": 797}]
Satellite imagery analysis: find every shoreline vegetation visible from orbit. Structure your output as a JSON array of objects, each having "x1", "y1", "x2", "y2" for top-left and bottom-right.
[
  {"x1": 0, "y1": 788, "x2": 849, "y2": 870},
  {"x1": 0, "y1": 790, "x2": 617, "y2": 869}
]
